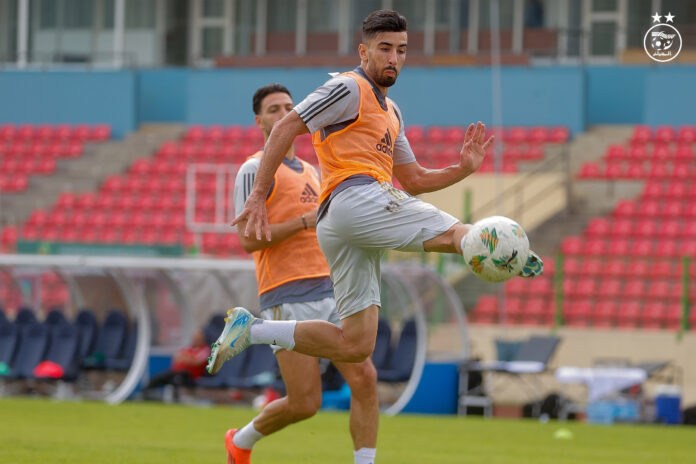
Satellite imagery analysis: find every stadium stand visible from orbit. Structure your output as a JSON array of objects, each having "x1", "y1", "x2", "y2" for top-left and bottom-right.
[{"x1": 469, "y1": 125, "x2": 696, "y2": 331}]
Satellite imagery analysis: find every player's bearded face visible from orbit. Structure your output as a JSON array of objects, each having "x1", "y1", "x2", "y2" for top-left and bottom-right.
[{"x1": 365, "y1": 31, "x2": 407, "y2": 88}]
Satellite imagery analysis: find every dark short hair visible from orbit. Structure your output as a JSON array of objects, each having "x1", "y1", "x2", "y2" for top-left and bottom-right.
[
  {"x1": 252, "y1": 83, "x2": 292, "y2": 115},
  {"x1": 362, "y1": 9, "x2": 408, "y2": 41}
]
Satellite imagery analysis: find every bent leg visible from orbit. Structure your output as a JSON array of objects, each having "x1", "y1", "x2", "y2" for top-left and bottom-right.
[
  {"x1": 252, "y1": 350, "x2": 323, "y2": 436},
  {"x1": 423, "y1": 223, "x2": 471, "y2": 254},
  {"x1": 292, "y1": 305, "x2": 379, "y2": 363},
  {"x1": 334, "y1": 358, "x2": 379, "y2": 450}
]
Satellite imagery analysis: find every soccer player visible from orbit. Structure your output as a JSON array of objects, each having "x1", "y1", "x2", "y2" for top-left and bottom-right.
[
  {"x1": 225, "y1": 84, "x2": 379, "y2": 464},
  {"x1": 211, "y1": 8, "x2": 543, "y2": 458}
]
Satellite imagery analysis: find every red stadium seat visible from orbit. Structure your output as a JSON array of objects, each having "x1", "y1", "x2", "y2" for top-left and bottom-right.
[
  {"x1": 654, "y1": 126, "x2": 675, "y2": 144},
  {"x1": 563, "y1": 257, "x2": 581, "y2": 275},
  {"x1": 655, "y1": 240, "x2": 679, "y2": 258},
  {"x1": 565, "y1": 300, "x2": 593, "y2": 327},
  {"x1": 641, "y1": 302, "x2": 667, "y2": 329},
  {"x1": 505, "y1": 278, "x2": 526, "y2": 296},
  {"x1": 606, "y1": 144, "x2": 626, "y2": 160},
  {"x1": 664, "y1": 304, "x2": 683, "y2": 329},
  {"x1": 652, "y1": 144, "x2": 671, "y2": 161},
  {"x1": 597, "y1": 278, "x2": 622, "y2": 298},
  {"x1": 604, "y1": 161, "x2": 623, "y2": 179},
  {"x1": 91, "y1": 124, "x2": 111, "y2": 141},
  {"x1": 634, "y1": 219, "x2": 657, "y2": 238},
  {"x1": 560, "y1": 237, "x2": 583, "y2": 255},
  {"x1": 504, "y1": 297, "x2": 524, "y2": 324},
  {"x1": 673, "y1": 145, "x2": 692, "y2": 162},
  {"x1": 646, "y1": 280, "x2": 677, "y2": 301},
  {"x1": 606, "y1": 239, "x2": 630, "y2": 257},
  {"x1": 585, "y1": 218, "x2": 610, "y2": 237},
  {"x1": 632, "y1": 239, "x2": 654, "y2": 257},
  {"x1": 613, "y1": 200, "x2": 637, "y2": 217},
  {"x1": 593, "y1": 301, "x2": 617, "y2": 327},
  {"x1": 610, "y1": 219, "x2": 633, "y2": 238},
  {"x1": 206, "y1": 125, "x2": 224, "y2": 142},
  {"x1": 504, "y1": 127, "x2": 527, "y2": 144},
  {"x1": 653, "y1": 260, "x2": 677, "y2": 279},
  {"x1": 578, "y1": 162, "x2": 602, "y2": 179},
  {"x1": 73, "y1": 125, "x2": 91, "y2": 141},
  {"x1": 224, "y1": 125, "x2": 244, "y2": 142},
  {"x1": 631, "y1": 125, "x2": 651, "y2": 144},
  {"x1": 405, "y1": 126, "x2": 424, "y2": 144},
  {"x1": 629, "y1": 145, "x2": 648, "y2": 160},
  {"x1": 0, "y1": 124, "x2": 16, "y2": 140},
  {"x1": 624, "y1": 279, "x2": 645, "y2": 298},
  {"x1": 55, "y1": 192, "x2": 77, "y2": 210},
  {"x1": 602, "y1": 259, "x2": 626, "y2": 278},
  {"x1": 677, "y1": 126, "x2": 696, "y2": 144},
  {"x1": 528, "y1": 277, "x2": 552, "y2": 296},
  {"x1": 523, "y1": 298, "x2": 553, "y2": 326},
  {"x1": 529, "y1": 127, "x2": 548, "y2": 144},
  {"x1": 569, "y1": 277, "x2": 596, "y2": 298},
  {"x1": 585, "y1": 239, "x2": 606, "y2": 256},
  {"x1": 580, "y1": 258, "x2": 603, "y2": 276},
  {"x1": 471, "y1": 295, "x2": 498, "y2": 324},
  {"x1": 665, "y1": 182, "x2": 688, "y2": 199},
  {"x1": 426, "y1": 126, "x2": 445, "y2": 144},
  {"x1": 626, "y1": 259, "x2": 650, "y2": 279},
  {"x1": 549, "y1": 126, "x2": 569, "y2": 143},
  {"x1": 54, "y1": 124, "x2": 72, "y2": 140},
  {"x1": 616, "y1": 302, "x2": 642, "y2": 328},
  {"x1": 638, "y1": 200, "x2": 660, "y2": 218}
]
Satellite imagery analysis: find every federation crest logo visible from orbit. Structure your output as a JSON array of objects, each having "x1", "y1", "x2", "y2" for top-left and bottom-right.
[
  {"x1": 644, "y1": 12, "x2": 682, "y2": 63},
  {"x1": 479, "y1": 227, "x2": 499, "y2": 254}
]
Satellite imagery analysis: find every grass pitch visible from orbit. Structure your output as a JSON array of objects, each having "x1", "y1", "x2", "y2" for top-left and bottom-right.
[{"x1": 1, "y1": 397, "x2": 693, "y2": 463}]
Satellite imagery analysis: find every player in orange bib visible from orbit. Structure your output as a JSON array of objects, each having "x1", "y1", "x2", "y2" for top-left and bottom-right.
[
  {"x1": 211, "y1": 11, "x2": 543, "y2": 462},
  {"x1": 225, "y1": 84, "x2": 379, "y2": 464}
]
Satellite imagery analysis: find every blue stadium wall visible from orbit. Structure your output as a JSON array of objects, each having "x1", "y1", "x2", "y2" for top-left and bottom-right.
[{"x1": 0, "y1": 66, "x2": 694, "y2": 138}]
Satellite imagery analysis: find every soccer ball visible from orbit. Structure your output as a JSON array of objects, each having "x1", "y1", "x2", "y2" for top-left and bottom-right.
[{"x1": 462, "y1": 216, "x2": 529, "y2": 282}]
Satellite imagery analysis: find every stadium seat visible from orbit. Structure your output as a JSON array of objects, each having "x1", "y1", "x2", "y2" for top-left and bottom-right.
[
  {"x1": 585, "y1": 218, "x2": 610, "y2": 237},
  {"x1": 82, "y1": 310, "x2": 127, "y2": 369},
  {"x1": 505, "y1": 298, "x2": 524, "y2": 324},
  {"x1": 631, "y1": 125, "x2": 651, "y2": 144},
  {"x1": 654, "y1": 126, "x2": 675, "y2": 144},
  {"x1": 593, "y1": 301, "x2": 618, "y2": 327},
  {"x1": 372, "y1": 318, "x2": 392, "y2": 371},
  {"x1": 505, "y1": 278, "x2": 526, "y2": 296},
  {"x1": 522, "y1": 298, "x2": 553, "y2": 326},
  {"x1": 15, "y1": 307, "x2": 37, "y2": 327},
  {"x1": 624, "y1": 279, "x2": 645, "y2": 298},
  {"x1": 616, "y1": 302, "x2": 642, "y2": 328},
  {"x1": 565, "y1": 300, "x2": 592, "y2": 327},
  {"x1": 471, "y1": 295, "x2": 497, "y2": 324},
  {"x1": 677, "y1": 126, "x2": 696, "y2": 144},
  {"x1": 377, "y1": 319, "x2": 416, "y2": 382},
  {"x1": 646, "y1": 281, "x2": 677, "y2": 302},
  {"x1": 578, "y1": 162, "x2": 601, "y2": 179},
  {"x1": 602, "y1": 259, "x2": 626, "y2": 278},
  {"x1": 665, "y1": 304, "x2": 685, "y2": 329},
  {"x1": 0, "y1": 323, "x2": 20, "y2": 368},
  {"x1": 597, "y1": 279, "x2": 622, "y2": 298},
  {"x1": 35, "y1": 323, "x2": 81, "y2": 380},
  {"x1": 641, "y1": 302, "x2": 667, "y2": 329},
  {"x1": 9, "y1": 322, "x2": 50, "y2": 379},
  {"x1": 105, "y1": 323, "x2": 137, "y2": 371}
]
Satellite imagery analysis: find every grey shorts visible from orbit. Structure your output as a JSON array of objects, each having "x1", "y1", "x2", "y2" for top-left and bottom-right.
[
  {"x1": 261, "y1": 297, "x2": 340, "y2": 352},
  {"x1": 317, "y1": 182, "x2": 459, "y2": 319}
]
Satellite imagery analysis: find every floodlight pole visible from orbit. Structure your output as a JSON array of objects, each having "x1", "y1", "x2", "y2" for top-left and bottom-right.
[
  {"x1": 113, "y1": 0, "x2": 125, "y2": 68},
  {"x1": 16, "y1": 0, "x2": 28, "y2": 68}
]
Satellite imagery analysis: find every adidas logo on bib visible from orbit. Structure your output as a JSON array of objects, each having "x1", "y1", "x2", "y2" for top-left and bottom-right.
[
  {"x1": 300, "y1": 183, "x2": 318, "y2": 203},
  {"x1": 376, "y1": 128, "x2": 393, "y2": 157}
]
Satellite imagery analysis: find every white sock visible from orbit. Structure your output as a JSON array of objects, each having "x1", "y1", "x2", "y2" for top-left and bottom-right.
[
  {"x1": 250, "y1": 319, "x2": 296, "y2": 350},
  {"x1": 354, "y1": 447, "x2": 377, "y2": 464},
  {"x1": 233, "y1": 421, "x2": 265, "y2": 450}
]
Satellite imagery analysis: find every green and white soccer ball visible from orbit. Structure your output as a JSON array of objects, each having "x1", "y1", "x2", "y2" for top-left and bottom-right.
[{"x1": 462, "y1": 216, "x2": 529, "y2": 283}]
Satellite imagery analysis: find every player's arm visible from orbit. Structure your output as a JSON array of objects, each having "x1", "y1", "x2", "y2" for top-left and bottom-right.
[
  {"x1": 232, "y1": 111, "x2": 308, "y2": 240},
  {"x1": 394, "y1": 122, "x2": 493, "y2": 195},
  {"x1": 236, "y1": 208, "x2": 318, "y2": 253}
]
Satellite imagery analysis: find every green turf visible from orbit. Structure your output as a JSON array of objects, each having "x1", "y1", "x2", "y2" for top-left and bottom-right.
[{"x1": 1, "y1": 398, "x2": 693, "y2": 463}]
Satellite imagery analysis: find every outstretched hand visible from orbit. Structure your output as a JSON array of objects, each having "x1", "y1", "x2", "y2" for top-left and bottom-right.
[
  {"x1": 231, "y1": 192, "x2": 271, "y2": 241},
  {"x1": 460, "y1": 122, "x2": 494, "y2": 174}
]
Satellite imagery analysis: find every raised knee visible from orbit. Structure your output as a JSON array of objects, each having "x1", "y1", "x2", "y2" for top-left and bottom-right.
[{"x1": 343, "y1": 342, "x2": 374, "y2": 363}]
